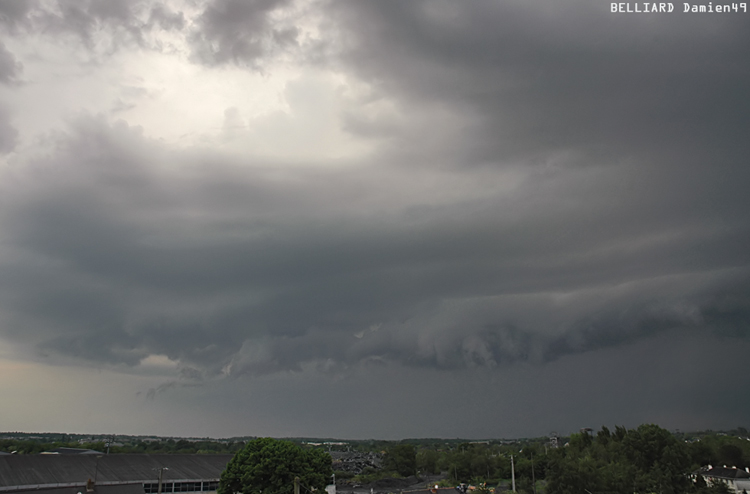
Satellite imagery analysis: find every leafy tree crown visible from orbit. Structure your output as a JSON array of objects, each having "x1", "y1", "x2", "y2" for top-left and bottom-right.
[{"x1": 219, "y1": 438, "x2": 333, "y2": 494}]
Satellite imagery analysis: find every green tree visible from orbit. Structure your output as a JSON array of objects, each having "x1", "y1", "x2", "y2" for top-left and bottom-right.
[
  {"x1": 218, "y1": 438, "x2": 332, "y2": 494},
  {"x1": 417, "y1": 449, "x2": 440, "y2": 475},
  {"x1": 689, "y1": 440, "x2": 717, "y2": 468},
  {"x1": 717, "y1": 444, "x2": 744, "y2": 467},
  {"x1": 444, "y1": 447, "x2": 472, "y2": 482},
  {"x1": 384, "y1": 444, "x2": 417, "y2": 477},
  {"x1": 547, "y1": 424, "x2": 693, "y2": 494}
]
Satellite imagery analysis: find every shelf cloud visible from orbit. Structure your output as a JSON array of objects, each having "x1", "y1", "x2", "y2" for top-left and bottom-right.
[{"x1": 0, "y1": 0, "x2": 748, "y2": 438}]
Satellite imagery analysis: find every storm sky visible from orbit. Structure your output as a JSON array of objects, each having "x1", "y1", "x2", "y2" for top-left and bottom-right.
[{"x1": 0, "y1": 0, "x2": 749, "y2": 439}]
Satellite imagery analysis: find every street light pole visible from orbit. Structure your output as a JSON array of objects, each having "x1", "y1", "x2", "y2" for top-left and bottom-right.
[{"x1": 155, "y1": 467, "x2": 169, "y2": 494}]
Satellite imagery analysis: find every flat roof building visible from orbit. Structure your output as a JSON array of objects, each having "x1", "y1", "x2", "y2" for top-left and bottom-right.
[{"x1": 0, "y1": 454, "x2": 232, "y2": 494}]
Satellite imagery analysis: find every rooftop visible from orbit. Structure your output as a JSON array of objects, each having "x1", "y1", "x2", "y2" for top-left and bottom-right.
[{"x1": 0, "y1": 455, "x2": 232, "y2": 491}]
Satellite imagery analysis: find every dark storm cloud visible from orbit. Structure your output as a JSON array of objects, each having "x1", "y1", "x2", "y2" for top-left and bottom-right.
[
  {"x1": 1, "y1": 106, "x2": 748, "y2": 384},
  {"x1": 327, "y1": 0, "x2": 750, "y2": 165},
  {"x1": 1, "y1": 0, "x2": 187, "y2": 53},
  {"x1": 0, "y1": 41, "x2": 22, "y2": 85},
  {"x1": 0, "y1": 105, "x2": 18, "y2": 152},
  {"x1": 188, "y1": 0, "x2": 299, "y2": 68},
  {"x1": 1, "y1": 0, "x2": 290, "y2": 65},
  {"x1": 174, "y1": 330, "x2": 750, "y2": 438},
  {"x1": 0, "y1": 0, "x2": 38, "y2": 32},
  {"x1": 309, "y1": 0, "x2": 750, "y2": 364},
  {"x1": 147, "y1": 3, "x2": 185, "y2": 31},
  {"x1": 0, "y1": 0, "x2": 748, "y2": 412}
]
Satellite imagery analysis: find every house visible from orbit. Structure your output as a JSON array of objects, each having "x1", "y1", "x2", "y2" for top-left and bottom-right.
[{"x1": 700, "y1": 466, "x2": 750, "y2": 494}]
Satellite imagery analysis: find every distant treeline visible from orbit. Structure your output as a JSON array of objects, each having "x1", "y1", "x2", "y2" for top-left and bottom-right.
[
  {"x1": 0, "y1": 437, "x2": 246, "y2": 455},
  {"x1": 2, "y1": 427, "x2": 749, "y2": 475},
  {"x1": 0, "y1": 433, "x2": 535, "y2": 456}
]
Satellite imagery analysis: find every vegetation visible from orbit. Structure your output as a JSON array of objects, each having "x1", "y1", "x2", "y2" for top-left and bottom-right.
[
  {"x1": 333, "y1": 425, "x2": 749, "y2": 494},
  {"x1": 384, "y1": 444, "x2": 417, "y2": 477},
  {"x1": 218, "y1": 437, "x2": 333, "y2": 494},
  {"x1": 545, "y1": 425, "x2": 742, "y2": 494}
]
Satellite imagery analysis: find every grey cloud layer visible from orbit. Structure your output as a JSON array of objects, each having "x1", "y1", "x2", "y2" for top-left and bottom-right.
[
  {"x1": 1, "y1": 0, "x2": 749, "y2": 395},
  {"x1": 0, "y1": 0, "x2": 301, "y2": 67},
  {"x1": 188, "y1": 0, "x2": 299, "y2": 67},
  {"x1": 0, "y1": 0, "x2": 184, "y2": 57},
  {"x1": 1, "y1": 110, "x2": 748, "y2": 381},
  {"x1": 329, "y1": 0, "x2": 750, "y2": 163},
  {"x1": 0, "y1": 105, "x2": 18, "y2": 152},
  {"x1": 0, "y1": 42, "x2": 22, "y2": 85}
]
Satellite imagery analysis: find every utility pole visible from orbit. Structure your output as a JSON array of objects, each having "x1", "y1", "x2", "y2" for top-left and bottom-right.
[
  {"x1": 294, "y1": 477, "x2": 300, "y2": 494},
  {"x1": 531, "y1": 453, "x2": 536, "y2": 494},
  {"x1": 155, "y1": 467, "x2": 169, "y2": 494},
  {"x1": 510, "y1": 455, "x2": 516, "y2": 493}
]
